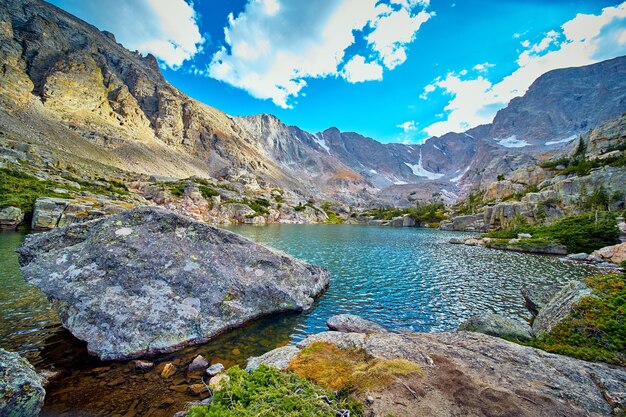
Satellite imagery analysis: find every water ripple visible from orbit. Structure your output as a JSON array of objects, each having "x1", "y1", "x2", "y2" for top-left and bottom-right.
[{"x1": 227, "y1": 224, "x2": 596, "y2": 339}]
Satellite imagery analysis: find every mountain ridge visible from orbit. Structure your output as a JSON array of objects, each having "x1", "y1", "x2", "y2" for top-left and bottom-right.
[{"x1": 1, "y1": 0, "x2": 625, "y2": 206}]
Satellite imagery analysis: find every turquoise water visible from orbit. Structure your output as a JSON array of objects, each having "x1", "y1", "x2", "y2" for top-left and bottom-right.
[
  {"x1": 224, "y1": 224, "x2": 596, "y2": 337},
  {"x1": 0, "y1": 225, "x2": 598, "y2": 416}
]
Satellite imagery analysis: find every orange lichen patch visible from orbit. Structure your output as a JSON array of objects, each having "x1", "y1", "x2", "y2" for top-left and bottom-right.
[
  {"x1": 287, "y1": 341, "x2": 422, "y2": 392},
  {"x1": 73, "y1": 197, "x2": 99, "y2": 204},
  {"x1": 111, "y1": 201, "x2": 135, "y2": 209}
]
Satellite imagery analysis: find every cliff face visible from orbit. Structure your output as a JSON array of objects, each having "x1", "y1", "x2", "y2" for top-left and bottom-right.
[
  {"x1": 1, "y1": 0, "x2": 624, "y2": 205},
  {"x1": 0, "y1": 0, "x2": 374, "y2": 203},
  {"x1": 488, "y1": 56, "x2": 626, "y2": 146}
]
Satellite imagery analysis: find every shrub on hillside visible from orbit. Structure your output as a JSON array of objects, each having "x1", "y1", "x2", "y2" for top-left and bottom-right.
[
  {"x1": 525, "y1": 273, "x2": 625, "y2": 366},
  {"x1": 485, "y1": 212, "x2": 620, "y2": 253}
]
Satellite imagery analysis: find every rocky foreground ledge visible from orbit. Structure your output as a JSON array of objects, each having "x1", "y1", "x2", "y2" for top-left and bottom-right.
[
  {"x1": 247, "y1": 328, "x2": 626, "y2": 417},
  {"x1": 17, "y1": 206, "x2": 329, "y2": 360}
]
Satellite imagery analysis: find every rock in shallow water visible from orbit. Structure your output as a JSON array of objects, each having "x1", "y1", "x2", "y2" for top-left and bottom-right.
[
  {"x1": 0, "y1": 348, "x2": 45, "y2": 417},
  {"x1": 206, "y1": 363, "x2": 225, "y2": 377},
  {"x1": 457, "y1": 313, "x2": 533, "y2": 340},
  {"x1": 326, "y1": 314, "x2": 388, "y2": 334},
  {"x1": 17, "y1": 206, "x2": 329, "y2": 360}
]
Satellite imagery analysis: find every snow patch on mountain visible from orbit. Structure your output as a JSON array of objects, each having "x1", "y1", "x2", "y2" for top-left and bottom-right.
[
  {"x1": 313, "y1": 133, "x2": 330, "y2": 154},
  {"x1": 494, "y1": 135, "x2": 531, "y2": 148},
  {"x1": 404, "y1": 151, "x2": 444, "y2": 180},
  {"x1": 450, "y1": 166, "x2": 470, "y2": 183},
  {"x1": 545, "y1": 135, "x2": 577, "y2": 146}
]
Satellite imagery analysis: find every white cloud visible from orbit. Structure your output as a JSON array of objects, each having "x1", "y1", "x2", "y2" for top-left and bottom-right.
[
  {"x1": 397, "y1": 120, "x2": 418, "y2": 132},
  {"x1": 208, "y1": 0, "x2": 432, "y2": 108},
  {"x1": 421, "y1": 2, "x2": 626, "y2": 137},
  {"x1": 419, "y1": 83, "x2": 436, "y2": 99},
  {"x1": 473, "y1": 62, "x2": 494, "y2": 72},
  {"x1": 343, "y1": 55, "x2": 383, "y2": 83},
  {"x1": 50, "y1": 0, "x2": 204, "y2": 68},
  {"x1": 367, "y1": 8, "x2": 432, "y2": 69}
]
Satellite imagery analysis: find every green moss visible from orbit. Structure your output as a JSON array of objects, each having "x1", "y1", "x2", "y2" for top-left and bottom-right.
[
  {"x1": 523, "y1": 273, "x2": 626, "y2": 365},
  {"x1": 253, "y1": 198, "x2": 271, "y2": 207},
  {"x1": 0, "y1": 168, "x2": 72, "y2": 214},
  {"x1": 187, "y1": 365, "x2": 363, "y2": 417},
  {"x1": 193, "y1": 177, "x2": 210, "y2": 186},
  {"x1": 69, "y1": 176, "x2": 129, "y2": 196},
  {"x1": 325, "y1": 211, "x2": 345, "y2": 224},
  {"x1": 169, "y1": 183, "x2": 186, "y2": 197},
  {"x1": 198, "y1": 185, "x2": 219, "y2": 199},
  {"x1": 107, "y1": 179, "x2": 129, "y2": 192}
]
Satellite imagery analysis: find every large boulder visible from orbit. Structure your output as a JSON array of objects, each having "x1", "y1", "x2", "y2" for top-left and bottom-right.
[
  {"x1": 448, "y1": 214, "x2": 485, "y2": 232},
  {"x1": 248, "y1": 331, "x2": 626, "y2": 416},
  {"x1": 31, "y1": 197, "x2": 69, "y2": 230},
  {"x1": 17, "y1": 207, "x2": 329, "y2": 360},
  {"x1": 590, "y1": 242, "x2": 626, "y2": 265},
  {"x1": 219, "y1": 203, "x2": 256, "y2": 222},
  {"x1": 0, "y1": 348, "x2": 45, "y2": 417},
  {"x1": 30, "y1": 197, "x2": 131, "y2": 230},
  {"x1": 326, "y1": 314, "x2": 388, "y2": 334},
  {"x1": 532, "y1": 281, "x2": 593, "y2": 337},
  {"x1": 457, "y1": 313, "x2": 533, "y2": 340},
  {"x1": 484, "y1": 180, "x2": 524, "y2": 202},
  {"x1": 0, "y1": 206, "x2": 24, "y2": 230}
]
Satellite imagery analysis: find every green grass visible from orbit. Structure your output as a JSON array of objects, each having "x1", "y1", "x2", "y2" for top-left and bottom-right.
[
  {"x1": 325, "y1": 211, "x2": 345, "y2": 224},
  {"x1": 186, "y1": 365, "x2": 363, "y2": 417},
  {"x1": 69, "y1": 175, "x2": 130, "y2": 196},
  {"x1": 484, "y1": 212, "x2": 620, "y2": 253},
  {"x1": 523, "y1": 273, "x2": 626, "y2": 366},
  {"x1": 198, "y1": 185, "x2": 220, "y2": 199},
  {"x1": 0, "y1": 168, "x2": 72, "y2": 214}
]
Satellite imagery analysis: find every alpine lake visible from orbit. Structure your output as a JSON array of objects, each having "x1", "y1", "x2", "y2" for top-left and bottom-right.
[{"x1": 0, "y1": 225, "x2": 597, "y2": 416}]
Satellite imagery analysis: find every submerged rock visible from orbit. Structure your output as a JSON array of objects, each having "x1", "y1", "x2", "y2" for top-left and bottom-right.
[
  {"x1": 206, "y1": 363, "x2": 225, "y2": 377},
  {"x1": 17, "y1": 207, "x2": 329, "y2": 360},
  {"x1": 457, "y1": 313, "x2": 533, "y2": 340},
  {"x1": 326, "y1": 314, "x2": 388, "y2": 334},
  {"x1": 248, "y1": 331, "x2": 626, "y2": 416},
  {"x1": 188, "y1": 355, "x2": 208, "y2": 372},
  {"x1": 0, "y1": 348, "x2": 45, "y2": 417},
  {"x1": 161, "y1": 363, "x2": 177, "y2": 379}
]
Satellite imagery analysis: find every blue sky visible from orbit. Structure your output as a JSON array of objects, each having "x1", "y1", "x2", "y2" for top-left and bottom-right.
[{"x1": 50, "y1": 0, "x2": 626, "y2": 143}]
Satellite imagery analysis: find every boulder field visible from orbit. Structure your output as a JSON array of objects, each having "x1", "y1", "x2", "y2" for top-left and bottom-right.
[{"x1": 17, "y1": 206, "x2": 329, "y2": 360}]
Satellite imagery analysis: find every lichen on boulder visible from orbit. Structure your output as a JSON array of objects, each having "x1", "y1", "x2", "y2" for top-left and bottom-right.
[
  {"x1": 0, "y1": 348, "x2": 45, "y2": 417},
  {"x1": 17, "y1": 206, "x2": 329, "y2": 360}
]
